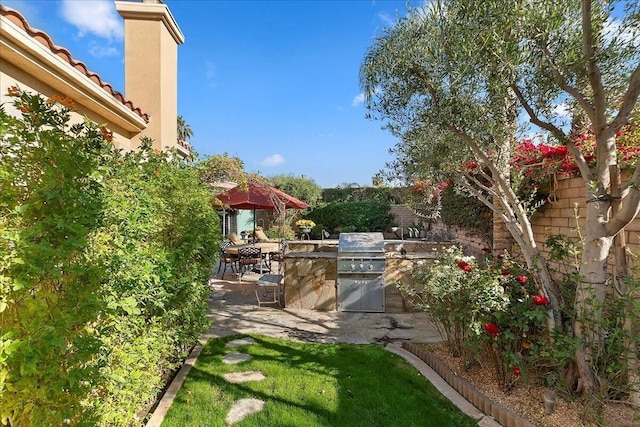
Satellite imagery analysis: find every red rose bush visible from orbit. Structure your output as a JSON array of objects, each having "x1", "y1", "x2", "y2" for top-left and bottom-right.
[{"x1": 401, "y1": 247, "x2": 550, "y2": 392}]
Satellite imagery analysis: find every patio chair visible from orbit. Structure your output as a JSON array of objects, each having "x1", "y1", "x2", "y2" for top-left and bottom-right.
[
  {"x1": 268, "y1": 240, "x2": 288, "y2": 274},
  {"x1": 217, "y1": 240, "x2": 237, "y2": 278},
  {"x1": 255, "y1": 273, "x2": 283, "y2": 307},
  {"x1": 236, "y1": 246, "x2": 263, "y2": 278},
  {"x1": 253, "y1": 229, "x2": 279, "y2": 243},
  {"x1": 227, "y1": 232, "x2": 244, "y2": 245}
]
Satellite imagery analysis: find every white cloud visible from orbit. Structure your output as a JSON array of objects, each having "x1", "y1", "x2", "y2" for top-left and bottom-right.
[
  {"x1": 205, "y1": 61, "x2": 217, "y2": 79},
  {"x1": 61, "y1": 0, "x2": 123, "y2": 40},
  {"x1": 551, "y1": 102, "x2": 571, "y2": 119},
  {"x1": 377, "y1": 12, "x2": 395, "y2": 27},
  {"x1": 88, "y1": 41, "x2": 118, "y2": 58},
  {"x1": 352, "y1": 92, "x2": 365, "y2": 107},
  {"x1": 260, "y1": 154, "x2": 285, "y2": 167}
]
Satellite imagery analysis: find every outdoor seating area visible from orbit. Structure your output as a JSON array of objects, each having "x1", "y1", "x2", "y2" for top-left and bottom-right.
[{"x1": 219, "y1": 238, "x2": 286, "y2": 280}]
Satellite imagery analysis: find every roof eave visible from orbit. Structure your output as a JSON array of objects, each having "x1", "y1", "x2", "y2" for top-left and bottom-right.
[{"x1": 0, "y1": 9, "x2": 147, "y2": 133}]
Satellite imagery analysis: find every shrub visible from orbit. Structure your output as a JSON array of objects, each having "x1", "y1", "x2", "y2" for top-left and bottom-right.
[
  {"x1": 0, "y1": 89, "x2": 220, "y2": 425},
  {"x1": 307, "y1": 201, "x2": 394, "y2": 233},
  {"x1": 401, "y1": 247, "x2": 549, "y2": 392},
  {"x1": 400, "y1": 247, "x2": 509, "y2": 359},
  {"x1": 476, "y1": 254, "x2": 550, "y2": 391},
  {"x1": 88, "y1": 141, "x2": 220, "y2": 422}
]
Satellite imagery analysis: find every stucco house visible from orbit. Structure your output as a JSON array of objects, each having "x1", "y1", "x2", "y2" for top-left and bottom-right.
[{"x1": 0, "y1": 0, "x2": 190, "y2": 158}]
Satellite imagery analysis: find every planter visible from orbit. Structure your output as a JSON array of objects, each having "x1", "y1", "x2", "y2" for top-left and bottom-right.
[{"x1": 298, "y1": 227, "x2": 312, "y2": 234}]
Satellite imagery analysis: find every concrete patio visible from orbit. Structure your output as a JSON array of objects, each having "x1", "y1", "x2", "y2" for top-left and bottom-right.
[{"x1": 205, "y1": 270, "x2": 444, "y2": 344}]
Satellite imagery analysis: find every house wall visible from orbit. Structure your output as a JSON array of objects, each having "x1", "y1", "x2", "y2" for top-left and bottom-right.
[
  {"x1": 1, "y1": 2, "x2": 189, "y2": 158},
  {"x1": 0, "y1": 61, "x2": 136, "y2": 150},
  {"x1": 117, "y1": 0, "x2": 184, "y2": 152}
]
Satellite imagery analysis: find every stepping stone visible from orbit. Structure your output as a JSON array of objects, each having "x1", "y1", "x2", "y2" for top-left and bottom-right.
[
  {"x1": 225, "y1": 398, "x2": 265, "y2": 425},
  {"x1": 211, "y1": 290, "x2": 227, "y2": 298},
  {"x1": 223, "y1": 353, "x2": 252, "y2": 364},
  {"x1": 223, "y1": 371, "x2": 266, "y2": 384},
  {"x1": 226, "y1": 337, "x2": 255, "y2": 348}
]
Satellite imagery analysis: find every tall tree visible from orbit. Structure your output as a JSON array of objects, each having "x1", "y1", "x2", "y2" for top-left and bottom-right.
[
  {"x1": 362, "y1": 0, "x2": 640, "y2": 398},
  {"x1": 362, "y1": 0, "x2": 562, "y2": 327},
  {"x1": 177, "y1": 115, "x2": 193, "y2": 142},
  {"x1": 269, "y1": 174, "x2": 322, "y2": 207}
]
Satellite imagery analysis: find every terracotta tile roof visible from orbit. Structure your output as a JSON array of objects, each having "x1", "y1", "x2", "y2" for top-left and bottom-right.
[{"x1": 0, "y1": 5, "x2": 149, "y2": 122}]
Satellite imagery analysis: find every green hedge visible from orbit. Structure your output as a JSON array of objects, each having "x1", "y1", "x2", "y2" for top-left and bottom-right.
[
  {"x1": 0, "y1": 90, "x2": 220, "y2": 425},
  {"x1": 307, "y1": 201, "x2": 394, "y2": 236},
  {"x1": 321, "y1": 187, "x2": 403, "y2": 204}
]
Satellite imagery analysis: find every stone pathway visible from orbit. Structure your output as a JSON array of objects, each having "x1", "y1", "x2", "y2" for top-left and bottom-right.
[{"x1": 222, "y1": 337, "x2": 267, "y2": 425}]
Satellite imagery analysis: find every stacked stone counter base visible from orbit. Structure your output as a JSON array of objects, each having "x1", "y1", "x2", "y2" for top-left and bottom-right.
[{"x1": 402, "y1": 342, "x2": 535, "y2": 427}]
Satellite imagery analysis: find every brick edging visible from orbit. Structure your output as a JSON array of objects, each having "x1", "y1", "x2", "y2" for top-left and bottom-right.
[{"x1": 402, "y1": 342, "x2": 535, "y2": 427}]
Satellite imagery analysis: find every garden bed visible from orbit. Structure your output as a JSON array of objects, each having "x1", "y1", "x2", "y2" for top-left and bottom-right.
[{"x1": 404, "y1": 342, "x2": 639, "y2": 427}]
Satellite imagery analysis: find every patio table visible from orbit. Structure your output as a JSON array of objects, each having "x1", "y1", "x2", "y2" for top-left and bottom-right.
[
  {"x1": 225, "y1": 242, "x2": 281, "y2": 274},
  {"x1": 224, "y1": 242, "x2": 280, "y2": 256}
]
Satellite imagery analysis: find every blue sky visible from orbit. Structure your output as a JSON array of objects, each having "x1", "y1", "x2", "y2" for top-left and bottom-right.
[{"x1": 3, "y1": 0, "x2": 419, "y2": 188}]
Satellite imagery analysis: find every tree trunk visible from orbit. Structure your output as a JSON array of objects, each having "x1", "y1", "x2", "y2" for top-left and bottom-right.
[
  {"x1": 573, "y1": 197, "x2": 612, "y2": 394},
  {"x1": 609, "y1": 166, "x2": 639, "y2": 406}
]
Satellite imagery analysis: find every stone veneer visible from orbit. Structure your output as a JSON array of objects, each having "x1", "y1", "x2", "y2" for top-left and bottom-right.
[{"x1": 283, "y1": 240, "x2": 450, "y2": 312}]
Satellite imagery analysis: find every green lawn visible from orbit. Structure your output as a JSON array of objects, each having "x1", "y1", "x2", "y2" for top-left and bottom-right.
[{"x1": 161, "y1": 334, "x2": 476, "y2": 427}]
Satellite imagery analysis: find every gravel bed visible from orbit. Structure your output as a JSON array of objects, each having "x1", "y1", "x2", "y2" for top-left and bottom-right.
[{"x1": 422, "y1": 343, "x2": 638, "y2": 427}]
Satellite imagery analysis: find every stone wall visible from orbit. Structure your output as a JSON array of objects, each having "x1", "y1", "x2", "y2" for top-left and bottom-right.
[
  {"x1": 389, "y1": 204, "x2": 421, "y2": 228},
  {"x1": 283, "y1": 251, "x2": 438, "y2": 313}
]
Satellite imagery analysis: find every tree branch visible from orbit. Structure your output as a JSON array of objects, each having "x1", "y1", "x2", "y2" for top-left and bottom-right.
[
  {"x1": 582, "y1": 0, "x2": 608, "y2": 129},
  {"x1": 540, "y1": 44, "x2": 595, "y2": 122},
  {"x1": 609, "y1": 63, "x2": 640, "y2": 131},
  {"x1": 511, "y1": 84, "x2": 593, "y2": 180},
  {"x1": 606, "y1": 162, "x2": 640, "y2": 236}
]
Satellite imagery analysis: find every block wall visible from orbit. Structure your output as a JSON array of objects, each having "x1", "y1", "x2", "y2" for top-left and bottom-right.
[{"x1": 528, "y1": 174, "x2": 639, "y2": 273}]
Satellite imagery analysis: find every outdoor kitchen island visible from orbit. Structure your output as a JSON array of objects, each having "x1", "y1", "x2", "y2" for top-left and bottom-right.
[{"x1": 283, "y1": 233, "x2": 447, "y2": 313}]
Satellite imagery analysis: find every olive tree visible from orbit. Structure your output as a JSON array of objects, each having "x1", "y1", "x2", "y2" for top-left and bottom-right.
[{"x1": 361, "y1": 0, "x2": 640, "y2": 398}]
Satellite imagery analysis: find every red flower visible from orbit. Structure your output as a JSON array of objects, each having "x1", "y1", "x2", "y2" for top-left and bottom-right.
[
  {"x1": 464, "y1": 161, "x2": 477, "y2": 169},
  {"x1": 457, "y1": 261, "x2": 472, "y2": 272},
  {"x1": 484, "y1": 323, "x2": 500, "y2": 337},
  {"x1": 533, "y1": 295, "x2": 550, "y2": 305},
  {"x1": 501, "y1": 269, "x2": 510, "y2": 276},
  {"x1": 515, "y1": 275, "x2": 528, "y2": 284},
  {"x1": 513, "y1": 366, "x2": 521, "y2": 377}
]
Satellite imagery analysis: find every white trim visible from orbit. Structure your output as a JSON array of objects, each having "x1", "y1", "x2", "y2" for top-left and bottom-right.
[{"x1": 115, "y1": 1, "x2": 185, "y2": 45}]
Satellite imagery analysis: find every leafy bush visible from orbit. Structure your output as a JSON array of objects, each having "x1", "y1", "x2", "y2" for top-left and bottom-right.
[
  {"x1": 0, "y1": 89, "x2": 220, "y2": 425},
  {"x1": 306, "y1": 201, "x2": 394, "y2": 234},
  {"x1": 322, "y1": 187, "x2": 403, "y2": 204},
  {"x1": 440, "y1": 185, "x2": 493, "y2": 245},
  {"x1": 400, "y1": 247, "x2": 508, "y2": 359},
  {"x1": 401, "y1": 247, "x2": 549, "y2": 392}
]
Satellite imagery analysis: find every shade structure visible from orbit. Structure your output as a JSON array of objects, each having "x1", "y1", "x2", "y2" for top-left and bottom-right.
[{"x1": 216, "y1": 181, "x2": 310, "y2": 210}]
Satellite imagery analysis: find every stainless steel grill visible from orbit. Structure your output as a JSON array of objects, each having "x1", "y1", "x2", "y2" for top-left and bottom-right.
[{"x1": 336, "y1": 232, "x2": 385, "y2": 312}]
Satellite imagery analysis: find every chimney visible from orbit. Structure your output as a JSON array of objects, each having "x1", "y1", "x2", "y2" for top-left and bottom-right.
[{"x1": 115, "y1": 0, "x2": 184, "y2": 151}]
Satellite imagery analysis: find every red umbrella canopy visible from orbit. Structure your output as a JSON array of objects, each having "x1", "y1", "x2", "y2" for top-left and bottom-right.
[{"x1": 216, "y1": 181, "x2": 310, "y2": 210}]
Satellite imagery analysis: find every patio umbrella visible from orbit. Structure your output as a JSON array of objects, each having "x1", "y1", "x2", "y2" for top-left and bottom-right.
[{"x1": 215, "y1": 181, "x2": 310, "y2": 232}]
